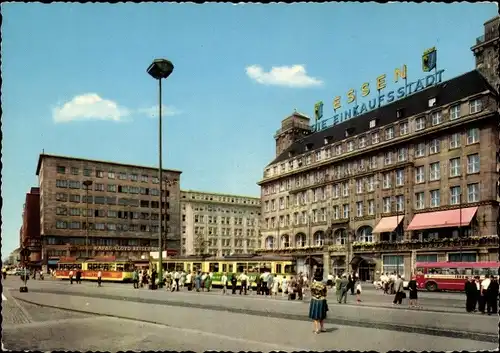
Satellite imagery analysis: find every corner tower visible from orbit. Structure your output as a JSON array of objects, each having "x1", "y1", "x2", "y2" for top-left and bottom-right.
[
  {"x1": 471, "y1": 16, "x2": 500, "y2": 91},
  {"x1": 274, "y1": 111, "x2": 312, "y2": 157}
]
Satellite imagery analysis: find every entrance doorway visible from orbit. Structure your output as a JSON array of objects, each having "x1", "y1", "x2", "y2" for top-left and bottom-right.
[{"x1": 357, "y1": 259, "x2": 376, "y2": 282}]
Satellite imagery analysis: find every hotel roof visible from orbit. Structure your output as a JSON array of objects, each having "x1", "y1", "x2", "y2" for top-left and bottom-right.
[
  {"x1": 269, "y1": 70, "x2": 497, "y2": 166},
  {"x1": 36, "y1": 153, "x2": 183, "y2": 176}
]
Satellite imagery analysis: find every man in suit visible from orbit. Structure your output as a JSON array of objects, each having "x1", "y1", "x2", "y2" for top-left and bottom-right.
[
  {"x1": 339, "y1": 274, "x2": 349, "y2": 304},
  {"x1": 464, "y1": 277, "x2": 476, "y2": 312},
  {"x1": 393, "y1": 274, "x2": 404, "y2": 305},
  {"x1": 487, "y1": 275, "x2": 499, "y2": 315}
]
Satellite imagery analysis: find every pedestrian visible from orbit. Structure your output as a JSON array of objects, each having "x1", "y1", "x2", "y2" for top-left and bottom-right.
[
  {"x1": 75, "y1": 269, "x2": 82, "y2": 284},
  {"x1": 339, "y1": 274, "x2": 348, "y2": 304},
  {"x1": 335, "y1": 275, "x2": 342, "y2": 303},
  {"x1": 408, "y1": 275, "x2": 419, "y2": 309},
  {"x1": 97, "y1": 269, "x2": 102, "y2": 287},
  {"x1": 288, "y1": 276, "x2": 296, "y2": 300},
  {"x1": 221, "y1": 272, "x2": 228, "y2": 295},
  {"x1": 281, "y1": 276, "x2": 288, "y2": 297},
  {"x1": 174, "y1": 270, "x2": 181, "y2": 292},
  {"x1": 327, "y1": 273, "x2": 334, "y2": 289},
  {"x1": 487, "y1": 275, "x2": 499, "y2": 315},
  {"x1": 479, "y1": 275, "x2": 490, "y2": 314},
  {"x1": 271, "y1": 275, "x2": 280, "y2": 298},
  {"x1": 297, "y1": 274, "x2": 304, "y2": 301},
  {"x1": 464, "y1": 277, "x2": 475, "y2": 312},
  {"x1": 195, "y1": 272, "x2": 201, "y2": 292},
  {"x1": 132, "y1": 269, "x2": 139, "y2": 289},
  {"x1": 256, "y1": 274, "x2": 262, "y2": 295},
  {"x1": 69, "y1": 269, "x2": 74, "y2": 284},
  {"x1": 356, "y1": 280, "x2": 362, "y2": 303},
  {"x1": 231, "y1": 273, "x2": 237, "y2": 294},
  {"x1": 205, "y1": 272, "x2": 213, "y2": 292},
  {"x1": 392, "y1": 274, "x2": 405, "y2": 305},
  {"x1": 238, "y1": 271, "x2": 248, "y2": 295},
  {"x1": 308, "y1": 272, "x2": 328, "y2": 334}
]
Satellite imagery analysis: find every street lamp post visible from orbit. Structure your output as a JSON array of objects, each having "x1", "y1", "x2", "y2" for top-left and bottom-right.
[
  {"x1": 459, "y1": 192, "x2": 463, "y2": 262},
  {"x1": 83, "y1": 180, "x2": 93, "y2": 258},
  {"x1": 147, "y1": 58, "x2": 174, "y2": 289}
]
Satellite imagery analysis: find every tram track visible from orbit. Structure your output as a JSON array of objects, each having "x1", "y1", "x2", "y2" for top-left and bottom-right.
[{"x1": 14, "y1": 288, "x2": 498, "y2": 343}]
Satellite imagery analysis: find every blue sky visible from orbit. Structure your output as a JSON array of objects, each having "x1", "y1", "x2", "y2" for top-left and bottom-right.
[{"x1": 1, "y1": 3, "x2": 497, "y2": 256}]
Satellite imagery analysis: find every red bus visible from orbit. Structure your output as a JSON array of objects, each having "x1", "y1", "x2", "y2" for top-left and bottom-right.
[{"x1": 415, "y1": 261, "x2": 499, "y2": 292}]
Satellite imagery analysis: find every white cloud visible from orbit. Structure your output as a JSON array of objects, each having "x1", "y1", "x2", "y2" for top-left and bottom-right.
[
  {"x1": 52, "y1": 93, "x2": 130, "y2": 123},
  {"x1": 245, "y1": 64, "x2": 323, "y2": 88},
  {"x1": 136, "y1": 105, "x2": 182, "y2": 119}
]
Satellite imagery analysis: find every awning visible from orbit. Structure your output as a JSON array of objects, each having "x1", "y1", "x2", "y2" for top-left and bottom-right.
[
  {"x1": 372, "y1": 216, "x2": 404, "y2": 233},
  {"x1": 407, "y1": 207, "x2": 478, "y2": 231},
  {"x1": 350, "y1": 256, "x2": 376, "y2": 266}
]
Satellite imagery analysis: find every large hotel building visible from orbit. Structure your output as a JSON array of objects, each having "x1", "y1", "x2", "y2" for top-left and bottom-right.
[
  {"x1": 33, "y1": 154, "x2": 182, "y2": 267},
  {"x1": 258, "y1": 16, "x2": 499, "y2": 280},
  {"x1": 180, "y1": 191, "x2": 261, "y2": 256}
]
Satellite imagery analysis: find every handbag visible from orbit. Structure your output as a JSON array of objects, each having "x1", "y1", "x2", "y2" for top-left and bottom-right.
[{"x1": 401, "y1": 292, "x2": 407, "y2": 299}]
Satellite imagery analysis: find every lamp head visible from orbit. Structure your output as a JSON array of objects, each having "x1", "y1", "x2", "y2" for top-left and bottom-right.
[{"x1": 147, "y1": 59, "x2": 174, "y2": 80}]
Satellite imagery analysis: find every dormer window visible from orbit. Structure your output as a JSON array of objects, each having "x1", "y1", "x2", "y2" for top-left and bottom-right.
[
  {"x1": 324, "y1": 136, "x2": 332, "y2": 145},
  {"x1": 428, "y1": 97, "x2": 437, "y2": 107},
  {"x1": 397, "y1": 108, "x2": 405, "y2": 118},
  {"x1": 345, "y1": 127, "x2": 355, "y2": 138},
  {"x1": 369, "y1": 119, "x2": 377, "y2": 128},
  {"x1": 288, "y1": 150, "x2": 295, "y2": 158},
  {"x1": 305, "y1": 143, "x2": 313, "y2": 151}
]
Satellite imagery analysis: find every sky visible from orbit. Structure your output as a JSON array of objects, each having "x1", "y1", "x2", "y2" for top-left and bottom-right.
[{"x1": 1, "y1": 3, "x2": 498, "y2": 256}]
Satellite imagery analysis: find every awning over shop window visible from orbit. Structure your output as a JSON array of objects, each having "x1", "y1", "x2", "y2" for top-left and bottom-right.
[
  {"x1": 372, "y1": 216, "x2": 404, "y2": 233},
  {"x1": 349, "y1": 255, "x2": 376, "y2": 266},
  {"x1": 407, "y1": 207, "x2": 478, "y2": 231}
]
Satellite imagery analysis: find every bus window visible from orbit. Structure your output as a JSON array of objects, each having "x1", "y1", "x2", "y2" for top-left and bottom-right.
[
  {"x1": 276, "y1": 264, "x2": 282, "y2": 274},
  {"x1": 416, "y1": 267, "x2": 424, "y2": 275},
  {"x1": 449, "y1": 268, "x2": 459, "y2": 275},
  {"x1": 464, "y1": 268, "x2": 473, "y2": 276},
  {"x1": 429, "y1": 268, "x2": 442, "y2": 275},
  {"x1": 284, "y1": 264, "x2": 296, "y2": 274},
  {"x1": 209, "y1": 263, "x2": 219, "y2": 273},
  {"x1": 472, "y1": 268, "x2": 482, "y2": 276}
]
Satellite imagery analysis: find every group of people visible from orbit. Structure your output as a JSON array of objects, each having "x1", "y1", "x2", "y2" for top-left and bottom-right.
[
  {"x1": 464, "y1": 275, "x2": 499, "y2": 315},
  {"x1": 67, "y1": 268, "x2": 103, "y2": 286}
]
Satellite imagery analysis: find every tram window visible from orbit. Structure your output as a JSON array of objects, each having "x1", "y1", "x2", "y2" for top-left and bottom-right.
[
  {"x1": 222, "y1": 264, "x2": 227, "y2": 272},
  {"x1": 276, "y1": 264, "x2": 282, "y2": 274},
  {"x1": 284, "y1": 264, "x2": 296, "y2": 274},
  {"x1": 248, "y1": 263, "x2": 258, "y2": 273},
  {"x1": 209, "y1": 263, "x2": 219, "y2": 273},
  {"x1": 236, "y1": 263, "x2": 245, "y2": 273},
  {"x1": 116, "y1": 264, "x2": 125, "y2": 272},
  {"x1": 193, "y1": 263, "x2": 202, "y2": 272},
  {"x1": 124, "y1": 263, "x2": 134, "y2": 272},
  {"x1": 228, "y1": 264, "x2": 233, "y2": 273},
  {"x1": 186, "y1": 264, "x2": 191, "y2": 272},
  {"x1": 175, "y1": 264, "x2": 183, "y2": 271}
]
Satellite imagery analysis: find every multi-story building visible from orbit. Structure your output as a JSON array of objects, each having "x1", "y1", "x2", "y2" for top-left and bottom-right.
[
  {"x1": 20, "y1": 187, "x2": 42, "y2": 263},
  {"x1": 258, "y1": 16, "x2": 499, "y2": 281},
  {"x1": 180, "y1": 190, "x2": 261, "y2": 256},
  {"x1": 35, "y1": 153, "x2": 182, "y2": 267}
]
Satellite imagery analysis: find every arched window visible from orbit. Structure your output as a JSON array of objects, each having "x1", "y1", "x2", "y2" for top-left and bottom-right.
[
  {"x1": 313, "y1": 231, "x2": 325, "y2": 246},
  {"x1": 334, "y1": 229, "x2": 347, "y2": 245},
  {"x1": 357, "y1": 226, "x2": 373, "y2": 243},
  {"x1": 296, "y1": 233, "x2": 306, "y2": 247},
  {"x1": 265, "y1": 236, "x2": 274, "y2": 249},
  {"x1": 281, "y1": 234, "x2": 290, "y2": 248}
]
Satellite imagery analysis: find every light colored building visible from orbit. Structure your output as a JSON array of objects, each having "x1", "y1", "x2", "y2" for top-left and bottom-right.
[
  {"x1": 35, "y1": 153, "x2": 182, "y2": 267},
  {"x1": 180, "y1": 190, "x2": 261, "y2": 256},
  {"x1": 257, "y1": 16, "x2": 499, "y2": 281}
]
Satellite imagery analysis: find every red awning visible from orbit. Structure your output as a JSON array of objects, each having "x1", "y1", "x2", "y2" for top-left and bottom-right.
[{"x1": 407, "y1": 207, "x2": 478, "y2": 231}]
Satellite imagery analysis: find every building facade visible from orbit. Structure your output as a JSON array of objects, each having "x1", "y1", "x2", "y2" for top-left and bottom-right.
[
  {"x1": 180, "y1": 190, "x2": 261, "y2": 256},
  {"x1": 258, "y1": 17, "x2": 499, "y2": 281},
  {"x1": 20, "y1": 187, "x2": 42, "y2": 263},
  {"x1": 36, "y1": 154, "x2": 182, "y2": 266}
]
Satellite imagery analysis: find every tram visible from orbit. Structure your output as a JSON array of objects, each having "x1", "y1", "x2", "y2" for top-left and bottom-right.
[
  {"x1": 148, "y1": 254, "x2": 297, "y2": 288},
  {"x1": 55, "y1": 256, "x2": 135, "y2": 282}
]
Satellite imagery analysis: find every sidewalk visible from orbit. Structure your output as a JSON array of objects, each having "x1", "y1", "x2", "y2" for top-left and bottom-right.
[{"x1": 11, "y1": 286, "x2": 497, "y2": 336}]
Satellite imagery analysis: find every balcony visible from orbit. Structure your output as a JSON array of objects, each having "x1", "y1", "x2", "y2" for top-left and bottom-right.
[
  {"x1": 256, "y1": 244, "x2": 347, "y2": 255},
  {"x1": 352, "y1": 236, "x2": 498, "y2": 253},
  {"x1": 475, "y1": 31, "x2": 499, "y2": 46}
]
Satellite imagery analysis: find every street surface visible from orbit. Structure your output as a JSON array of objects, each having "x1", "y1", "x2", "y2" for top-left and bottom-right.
[{"x1": 2, "y1": 276, "x2": 498, "y2": 352}]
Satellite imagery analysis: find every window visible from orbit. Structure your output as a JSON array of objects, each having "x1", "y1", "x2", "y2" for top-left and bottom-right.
[
  {"x1": 385, "y1": 127, "x2": 394, "y2": 140},
  {"x1": 415, "y1": 166, "x2": 425, "y2": 183},
  {"x1": 467, "y1": 154, "x2": 480, "y2": 174},
  {"x1": 69, "y1": 222, "x2": 80, "y2": 229},
  {"x1": 94, "y1": 183, "x2": 104, "y2": 191},
  {"x1": 68, "y1": 180, "x2": 80, "y2": 189},
  {"x1": 367, "y1": 176, "x2": 375, "y2": 192},
  {"x1": 71, "y1": 167, "x2": 79, "y2": 175},
  {"x1": 107, "y1": 184, "x2": 116, "y2": 192},
  {"x1": 69, "y1": 194, "x2": 80, "y2": 203},
  {"x1": 335, "y1": 145, "x2": 342, "y2": 155},
  {"x1": 449, "y1": 158, "x2": 461, "y2": 177},
  {"x1": 69, "y1": 208, "x2": 80, "y2": 216},
  {"x1": 108, "y1": 171, "x2": 115, "y2": 179},
  {"x1": 384, "y1": 151, "x2": 393, "y2": 165},
  {"x1": 467, "y1": 128, "x2": 479, "y2": 145},
  {"x1": 372, "y1": 132, "x2": 379, "y2": 144},
  {"x1": 130, "y1": 174, "x2": 138, "y2": 181},
  {"x1": 356, "y1": 202, "x2": 363, "y2": 217},
  {"x1": 56, "y1": 207, "x2": 67, "y2": 215},
  {"x1": 96, "y1": 170, "x2": 104, "y2": 178},
  {"x1": 83, "y1": 168, "x2": 92, "y2": 177},
  {"x1": 429, "y1": 138, "x2": 440, "y2": 154},
  {"x1": 342, "y1": 182, "x2": 349, "y2": 197},
  {"x1": 57, "y1": 166, "x2": 66, "y2": 174},
  {"x1": 356, "y1": 179, "x2": 363, "y2": 194},
  {"x1": 469, "y1": 99, "x2": 482, "y2": 114},
  {"x1": 395, "y1": 169, "x2": 404, "y2": 186},
  {"x1": 430, "y1": 190, "x2": 440, "y2": 207},
  {"x1": 347, "y1": 140, "x2": 354, "y2": 152},
  {"x1": 383, "y1": 197, "x2": 391, "y2": 213},
  {"x1": 56, "y1": 221, "x2": 67, "y2": 229},
  {"x1": 370, "y1": 156, "x2": 377, "y2": 169},
  {"x1": 415, "y1": 142, "x2": 425, "y2": 157},
  {"x1": 119, "y1": 173, "x2": 127, "y2": 180},
  {"x1": 396, "y1": 195, "x2": 404, "y2": 212},
  {"x1": 358, "y1": 136, "x2": 366, "y2": 148},
  {"x1": 467, "y1": 183, "x2": 479, "y2": 203},
  {"x1": 56, "y1": 193, "x2": 68, "y2": 202},
  {"x1": 397, "y1": 147, "x2": 407, "y2": 162},
  {"x1": 428, "y1": 97, "x2": 436, "y2": 107},
  {"x1": 431, "y1": 111, "x2": 442, "y2": 126},
  {"x1": 415, "y1": 192, "x2": 425, "y2": 210},
  {"x1": 430, "y1": 162, "x2": 440, "y2": 181},
  {"x1": 415, "y1": 117, "x2": 425, "y2": 131},
  {"x1": 450, "y1": 105, "x2": 460, "y2": 120},
  {"x1": 382, "y1": 172, "x2": 391, "y2": 189},
  {"x1": 450, "y1": 186, "x2": 461, "y2": 205},
  {"x1": 449, "y1": 133, "x2": 461, "y2": 149},
  {"x1": 332, "y1": 206, "x2": 339, "y2": 220},
  {"x1": 315, "y1": 150, "x2": 321, "y2": 161},
  {"x1": 56, "y1": 179, "x2": 68, "y2": 188},
  {"x1": 399, "y1": 122, "x2": 408, "y2": 135},
  {"x1": 448, "y1": 253, "x2": 477, "y2": 262},
  {"x1": 416, "y1": 254, "x2": 438, "y2": 263},
  {"x1": 368, "y1": 200, "x2": 375, "y2": 215},
  {"x1": 342, "y1": 204, "x2": 349, "y2": 219},
  {"x1": 369, "y1": 119, "x2": 377, "y2": 128}
]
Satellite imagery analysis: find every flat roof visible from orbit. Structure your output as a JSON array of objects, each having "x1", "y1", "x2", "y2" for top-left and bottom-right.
[
  {"x1": 36, "y1": 153, "x2": 182, "y2": 176},
  {"x1": 181, "y1": 189, "x2": 260, "y2": 200}
]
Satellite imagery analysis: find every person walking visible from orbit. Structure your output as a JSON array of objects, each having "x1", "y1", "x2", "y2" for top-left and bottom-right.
[
  {"x1": 238, "y1": 271, "x2": 248, "y2": 295},
  {"x1": 69, "y1": 269, "x2": 74, "y2": 284},
  {"x1": 335, "y1": 275, "x2": 342, "y2": 303},
  {"x1": 281, "y1": 276, "x2": 288, "y2": 298},
  {"x1": 308, "y1": 273, "x2": 328, "y2": 334},
  {"x1": 97, "y1": 269, "x2": 102, "y2": 287},
  {"x1": 479, "y1": 275, "x2": 490, "y2": 314},
  {"x1": 464, "y1": 277, "x2": 475, "y2": 312},
  {"x1": 132, "y1": 269, "x2": 139, "y2": 289},
  {"x1": 339, "y1": 274, "x2": 348, "y2": 304},
  {"x1": 205, "y1": 272, "x2": 213, "y2": 292},
  {"x1": 487, "y1": 275, "x2": 499, "y2": 315},
  {"x1": 221, "y1": 272, "x2": 228, "y2": 295},
  {"x1": 271, "y1": 275, "x2": 280, "y2": 298},
  {"x1": 256, "y1": 273, "x2": 262, "y2": 295},
  {"x1": 75, "y1": 269, "x2": 82, "y2": 284},
  {"x1": 408, "y1": 275, "x2": 419, "y2": 309},
  {"x1": 392, "y1": 274, "x2": 404, "y2": 305},
  {"x1": 355, "y1": 280, "x2": 362, "y2": 303},
  {"x1": 231, "y1": 273, "x2": 237, "y2": 294}
]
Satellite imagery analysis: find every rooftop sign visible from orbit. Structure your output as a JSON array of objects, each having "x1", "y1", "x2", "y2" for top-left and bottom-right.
[{"x1": 312, "y1": 47, "x2": 443, "y2": 133}]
